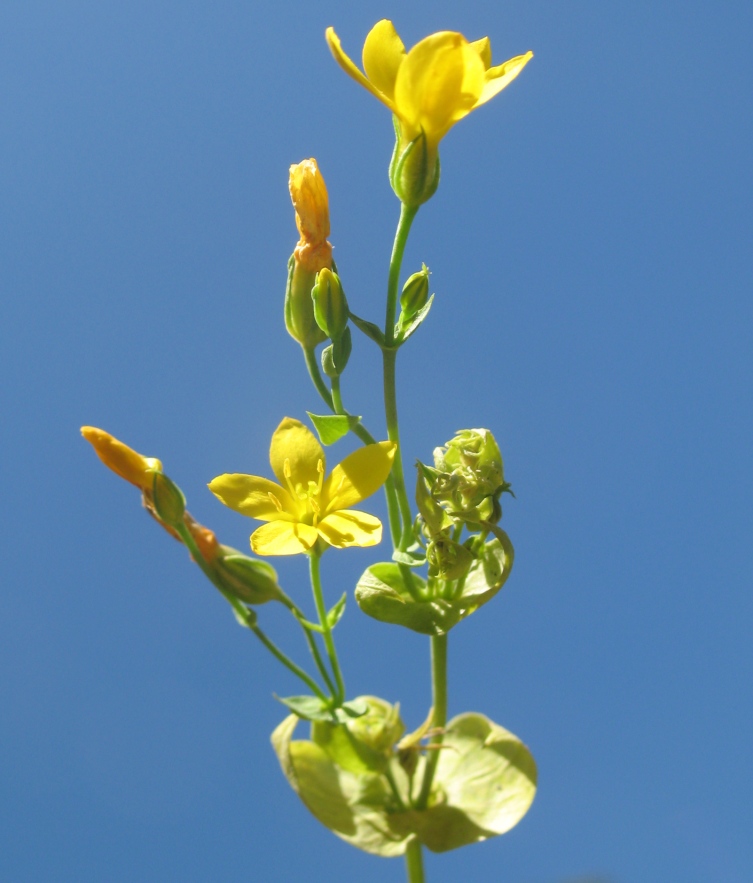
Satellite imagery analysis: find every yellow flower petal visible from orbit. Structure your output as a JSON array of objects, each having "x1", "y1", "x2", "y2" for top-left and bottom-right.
[
  {"x1": 325, "y1": 26, "x2": 397, "y2": 112},
  {"x1": 394, "y1": 32, "x2": 486, "y2": 145},
  {"x1": 269, "y1": 417, "x2": 325, "y2": 490},
  {"x1": 362, "y1": 19, "x2": 405, "y2": 102},
  {"x1": 317, "y1": 510, "x2": 383, "y2": 548},
  {"x1": 475, "y1": 51, "x2": 533, "y2": 108},
  {"x1": 81, "y1": 426, "x2": 162, "y2": 490},
  {"x1": 321, "y1": 441, "x2": 396, "y2": 512},
  {"x1": 208, "y1": 474, "x2": 298, "y2": 521},
  {"x1": 251, "y1": 520, "x2": 319, "y2": 556},
  {"x1": 469, "y1": 36, "x2": 492, "y2": 69}
]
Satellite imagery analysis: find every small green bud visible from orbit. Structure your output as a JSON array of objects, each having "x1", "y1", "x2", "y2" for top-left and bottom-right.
[
  {"x1": 214, "y1": 547, "x2": 282, "y2": 605},
  {"x1": 151, "y1": 471, "x2": 186, "y2": 528},
  {"x1": 284, "y1": 254, "x2": 327, "y2": 349},
  {"x1": 433, "y1": 428, "x2": 506, "y2": 516},
  {"x1": 345, "y1": 696, "x2": 405, "y2": 755},
  {"x1": 321, "y1": 326, "x2": 352, "y2": 378},
  {"x1": 389, "y1": 129, "x2": 440, "y2": 207},
  {"x1": 415, "y1": 462, "x2": 450, "y2": 537},
  {"x1": 399, "y1": 264, "x2": 430, "y2": 319},
  {"x1": 427, "y1": 535, "x2": 475, "y2": 581},
  {"x1": 312, "y1": 267, "x2": 349, "y2": 340}
]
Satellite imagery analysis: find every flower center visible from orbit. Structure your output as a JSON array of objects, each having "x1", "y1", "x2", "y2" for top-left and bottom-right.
[{"x1": 283, "y1": 457, "x2": 325, "y2": 526}]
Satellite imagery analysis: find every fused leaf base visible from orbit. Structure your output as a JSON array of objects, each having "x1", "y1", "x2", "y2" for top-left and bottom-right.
[{"x1": 272, "y1": 700, "x2": 536, "y2": 856}]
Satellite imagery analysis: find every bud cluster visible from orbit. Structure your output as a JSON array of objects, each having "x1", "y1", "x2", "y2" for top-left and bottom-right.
[{"x1": 415, "y1": 428, "x2": 512, "y2": 581}]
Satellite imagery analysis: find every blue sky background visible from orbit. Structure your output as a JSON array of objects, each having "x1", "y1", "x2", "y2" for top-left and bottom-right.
[{"x1": 2, "y1": 1, "x2": 752, "y2": 881}]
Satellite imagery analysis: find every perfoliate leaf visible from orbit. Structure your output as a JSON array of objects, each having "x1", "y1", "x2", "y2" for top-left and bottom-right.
[
  {"x1": 327, "y1": 592, "x2": 347, "y2": 630},
  {"x1": 392, "y1": 548, "x2": 427, "y2": 567},
  {"x1": 455, "y1": 533, "x2": 514, "y2": 616},
  {"x1": 390, "y1": 713, "x2": 537, "y2": 853},
  {"x1": 355, "y1": 563, "x2": 462, "y2": 635},
  {"x1": 395, "y1": 293, "x2": 434, "y2": 344},
  {"x1": 307, "y1": 412, "x2": 361, "y2": 446}
]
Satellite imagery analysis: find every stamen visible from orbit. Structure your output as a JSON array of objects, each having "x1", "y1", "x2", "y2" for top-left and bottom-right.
[{"x1": 267, "y1": 492, "x2": 283, "y2": 512}]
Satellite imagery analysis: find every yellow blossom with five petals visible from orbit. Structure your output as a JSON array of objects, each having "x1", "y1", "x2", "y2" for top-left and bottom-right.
[
  {"x1": 326, "y1": 20, "x2": 533, "y2": 153},
  {"x1": 209, "y1": 418, "x2": 396, "y2": 556}
]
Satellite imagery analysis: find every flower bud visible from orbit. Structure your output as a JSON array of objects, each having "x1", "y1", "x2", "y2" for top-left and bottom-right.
[
  {"x1": 151, "y1": 471, "x2": 186, "y2": 528},
  {"x1": 289, "y1": 158, "x2": 332, "y2": 273},
  {"x1": 81, "y1": 426, "x2": 162, "y2": 491},
  {"x1": 213, "y1": 547, "x2": 282, "y2": 605},
  {"x1": 312, "y1": 267, "x2": 349, "y2": 340},
  {"x1": 389, "y1": 131, "x2": 440, "y2": 207},
  {"x1": 321, "y1": 326, "x2": 352, "y2": 378},
  {"x1": 399, "y1": 264, "x2": 430, "y2": 319},
  {"x1": 284, "y1": 255, "x2": 327, "y2": 348},
  {"x1": 433, "y1": 428, "x2": 506, "y2": 512},
  {"x1": 345, "y1": 696, "x2": 405, "y2": 755}
]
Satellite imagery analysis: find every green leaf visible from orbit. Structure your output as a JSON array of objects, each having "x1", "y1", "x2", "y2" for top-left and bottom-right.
[
  {"x1": 392, "y1": 548, "x2": 427, "y2": 567},
  {"x1": 307, "y1": 412, "x2": 361, "y2": 446},
  {"x1": 276, "y1": 695, "x2": 334, "y2": 721},
  {"x1": 349, "y1": 311, "x2": 385, "y2": 347},
  {"x1": 456, "y1": 533, "x2": 514, "y2": 616},
  {"x1": 395, "y1": 293, "x2": 434, "y2": 344},
  {"x1": 389, "y1": 712, "x2": 537, "y2": 853},
  {"x1": 327, "y1": 592, "x2": 347, "y2": 629},
  {"x1": 272, "y1": 714, "x2": 410, "y2": 857},
  {"x1": 355, "y1": 563, "x2": 462, "y2": 635}
]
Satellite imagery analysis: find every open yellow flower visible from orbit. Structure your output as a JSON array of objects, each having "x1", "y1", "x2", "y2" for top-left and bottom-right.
[
  {"x1": 209, "y1": 418, "x2": 396, "y2": 556},
  {"x1": 81, "y1": 426, "x2": 162, "y2": 490},
  {"x1": 326, "y1": 20, "x2": 533, "y2": 152}
]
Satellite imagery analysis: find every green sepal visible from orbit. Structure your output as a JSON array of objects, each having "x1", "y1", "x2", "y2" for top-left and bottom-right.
[
  {"x1": 307, "y1": 412, "x2": 361, "y2": 446},
  {"x1": 150, "y1": 471, "x2": 185, "y2": 528},
  {"x1": 349, "y1": 310, "x2": 385, "y2": 347},
  {"x1": 355, "y1": 563, "x2": 462, "y2": 635},
  {"x1": 232, "y1": 605, "x2": 257, "y2": 628},
  {"x1": 396, "y1": 294, "x2": 434, "y2": 344},
  {"x1": 276, "y1": 695, "x2": 334, "y2": 721},
  {"x1": 322, "y1": 326, "x2": 352, "y2": 377},
  {"x1": 327, "y1": 592, "x2": 347, "y2": 629},
  {"x1": 335, "y1": 698, "x2": 370, "y2": 720}
]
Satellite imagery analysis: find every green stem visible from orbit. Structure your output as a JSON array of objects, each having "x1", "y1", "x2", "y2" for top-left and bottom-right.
[
  {"x1": 309, "y1": 550, "x2": 346, "y2": 705},
  {"x1": 302, "y1": 342, "x2": 402, "y2": 548},
  {"x1": 383, "y1": 203, "x2": 419, "y2": 551},
  {"x1": 404, "y1": 839, "x2": 425, "y2": 883},
  {"x1": 176, "y1": 522, "x2": 328, "y2": 702},
  {"x1": 277, "y1": 594, "x2": 336, "y2": 697},
  {"x1": 415, "y1": 634, "x2": 448, "y2": 810},
  {"x1": 331, "y1": 376, "x2": 345, "y2": 414}
]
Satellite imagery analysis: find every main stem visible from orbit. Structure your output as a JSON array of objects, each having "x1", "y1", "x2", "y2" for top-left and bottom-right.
[
  {"x1": 415, "y1": 634, "x2": 448, "y2": 810},
  {"x1": 309, "y1": 550, "x2": 346, "y2": 705},
  {"x1": 383, "y1": 202, "x2": 419, "y2": 550},
  {"x1": 404, "y1": 838, "x2": 425, "y2": 883}
]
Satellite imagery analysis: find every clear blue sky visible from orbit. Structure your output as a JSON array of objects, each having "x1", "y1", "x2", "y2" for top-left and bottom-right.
[{"x1": 2, "y1": 2, "x2": 752, "y2": 881}]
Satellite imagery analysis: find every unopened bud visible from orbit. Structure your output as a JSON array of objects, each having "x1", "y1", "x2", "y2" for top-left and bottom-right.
[
  {"x1": 312, "y1": 267, "x2": 349, "y2": 340},
  {"x1": 389, "y1": 131, "x2": 440, "y2": 207},
  {"x1": 284, "y1": 255, "x2": 327, "y2": 349},
  {"x1": 214, "y1": 548, "x2": 282, "y2": 605},
  {"x1": 399, "y1": 264, "x2": 430, "y2": 319},
  {"x1": 321, "y1": 326, "x2": 352, "y2": 378},
  {"x1": 151, "y1": 471, "x2": 186, "y2": 528}
]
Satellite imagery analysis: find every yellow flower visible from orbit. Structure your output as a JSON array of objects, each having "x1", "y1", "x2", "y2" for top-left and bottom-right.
[
  {"x1": 289, "y1": 158, "x2": 332, "y2": 275},
  {"x1": 209, "y1": 417, "x2": 396, "y2": 556},
  {"x1": 326, "y1": 20, "x2": 532, "y2": 152},
  {"x1": 81, "y1": 426, "x2": 162, "y2": 491}
]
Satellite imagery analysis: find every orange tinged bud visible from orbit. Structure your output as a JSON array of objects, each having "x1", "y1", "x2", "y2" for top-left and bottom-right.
[
  {"x1": 289, "y1": 158, "x2": 333, "y2": 273},
  {"x1": 81, "y1": 426, "x2": 162, "y2": 491}
]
